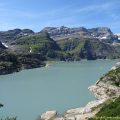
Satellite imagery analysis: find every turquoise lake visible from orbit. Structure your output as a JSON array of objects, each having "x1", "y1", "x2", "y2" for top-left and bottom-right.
[{"x1": 0, "y1": 60, "x2": 117, "y2": 120}]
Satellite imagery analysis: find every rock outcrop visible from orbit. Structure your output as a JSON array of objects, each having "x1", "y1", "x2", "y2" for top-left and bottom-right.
[
  {"x1": 41, "y1": 111, "x2": 57, "y2": 120},
  {"x1": 0, "y1": 50, "x2": 46, "y2": 75}
]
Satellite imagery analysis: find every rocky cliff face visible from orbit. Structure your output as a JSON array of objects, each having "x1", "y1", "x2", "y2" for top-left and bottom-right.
[
  {"x1": 42, "y1": 26, "x2": 89, "y2": 37},
  {"x1": 57, "y1": 37, "x2": 120, "y2": 60},
  {"x1": 0, "y1": 50, "x2": 46, "y2": 75},
  {"x1": 41, "y1": 26, "x2": 118, "y2": 43}
]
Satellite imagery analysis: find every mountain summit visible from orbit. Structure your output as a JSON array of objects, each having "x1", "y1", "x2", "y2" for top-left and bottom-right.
[{"x1": 41, "y1": 26, "x2": 118, "y2": 43}]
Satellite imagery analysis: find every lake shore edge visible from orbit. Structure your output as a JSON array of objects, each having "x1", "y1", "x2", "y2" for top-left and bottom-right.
[
  {"x1": 40, "y1": 62, "x2": 120, "y2": 120},
  {"x1": 0, "y1": 59, "x2": 117, "y2": 76}
]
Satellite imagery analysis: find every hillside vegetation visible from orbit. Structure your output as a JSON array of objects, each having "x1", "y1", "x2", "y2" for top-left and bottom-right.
[{"x1": 89, "y1": 97, "x2": 120, "y2": 120}]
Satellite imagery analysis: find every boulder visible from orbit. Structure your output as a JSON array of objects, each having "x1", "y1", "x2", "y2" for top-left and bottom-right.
[{"x1": 41, "y1": 111, "x2": 57, "y2": 120}]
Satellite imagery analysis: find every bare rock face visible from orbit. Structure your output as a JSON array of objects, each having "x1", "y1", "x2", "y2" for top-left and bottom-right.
[
  {"x1": 88, "y1": 27, "x2": 112, "y2": 38},
  {"x1": 41, "y1": 26, "x2": 118, "y2": 43},
  {"x1": 89, "y1": 81, "x2": 120, "y2": 100},
  {"x1": 41, "y1": 111, "x2": 57, "y2": 120},
  {"x1": 42, "y1": 26, "x2": 89, "y2": 36}
]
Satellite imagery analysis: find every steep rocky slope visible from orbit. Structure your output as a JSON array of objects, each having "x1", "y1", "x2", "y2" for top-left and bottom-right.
[
  {"x1": 41, "y1": 26, "x2": 120, "y2": 60},
  {"x1": 0, "y1": 50, "x2": 45, "y2": 75},
  {"x1": 57, "y1": 37, "x2": 120, "y2": 60}
]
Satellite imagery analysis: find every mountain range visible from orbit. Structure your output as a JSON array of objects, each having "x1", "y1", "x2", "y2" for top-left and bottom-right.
[
  {"x1": 42, "y1": 26, "x2": 119, "y2": 42},
  {"x1": 0, "y1": 26, "x2": 120, "y2": 74}
]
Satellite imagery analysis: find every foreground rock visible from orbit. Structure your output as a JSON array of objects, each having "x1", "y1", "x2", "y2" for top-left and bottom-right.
[
  {"x1": 41, "y1": 111, "x2": 57, "y2": 120},
  {"x1": 40, "y1": 62, "x2": 120, "y2": 120}
]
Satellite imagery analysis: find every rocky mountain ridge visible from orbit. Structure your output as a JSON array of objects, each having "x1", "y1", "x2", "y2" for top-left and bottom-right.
[
  {"x1": 0, "y1": 26, "x2": 119, "y2": 45},
  {"x1": 42, "y1": 26, "x2": 118, "y2": 43},
  {"x1": 0, "y1": 29, "x2": 34, "y2": 44}
]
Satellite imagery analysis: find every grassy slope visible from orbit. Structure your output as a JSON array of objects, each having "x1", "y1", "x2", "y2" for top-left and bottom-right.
[
  {"x1": 89, "y1": 97, "x2": 120, "y2": 120},
  {"x1": 15, "y1": 32, "x2": 60, "y2": 53}
]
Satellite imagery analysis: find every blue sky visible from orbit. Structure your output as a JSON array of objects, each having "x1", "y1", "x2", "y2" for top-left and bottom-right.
[{"x1": 0, "y1": 0, "x2": 120, "y2": 33}]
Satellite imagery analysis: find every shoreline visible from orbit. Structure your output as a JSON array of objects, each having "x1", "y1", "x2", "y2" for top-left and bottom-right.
[
  {"x1": 40, "y1": 61, "x2": 120, "y2": 120},
  {"x1": 0, "y1": 59, "x2": 118, "y2": 76},
  {"x1": 0, "y1": 63, "x2": 45, "y2": 76}
]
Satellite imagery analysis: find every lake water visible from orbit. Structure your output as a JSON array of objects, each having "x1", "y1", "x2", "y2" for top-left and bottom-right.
[{"x1": 0, "y1": 60, "x2": 117, "y2": 120}]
